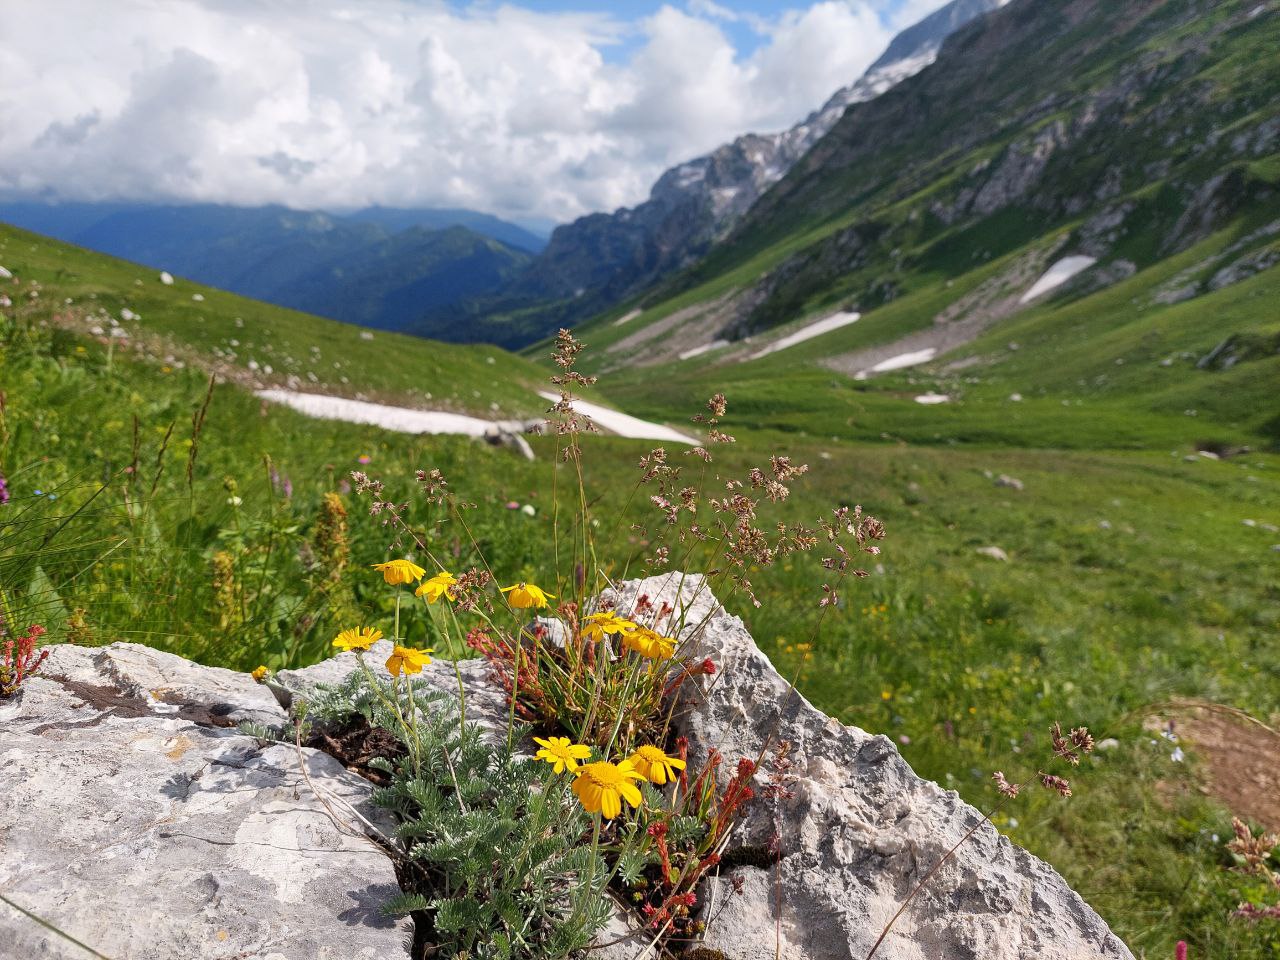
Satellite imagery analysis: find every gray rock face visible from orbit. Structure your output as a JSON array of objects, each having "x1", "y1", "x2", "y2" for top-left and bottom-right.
[
  {"x1": 603, "y1": 573, "x2": 1133, "y2": 960},
  {"x1": 971, "y1": 120, "x2": 1070, "y2": 217},
  {"x1": 79, "y1": 640, "x2": 287, "y2": 727},
  {"x1": 0, "y1": 643, "x2": 408, "y2": 960},
  {"x1": 276, "y1": 639, "x2": 513, "y2": 743},
  {"x1": 1209, "y1": 247, "x2": 1280, "y2": 291}
]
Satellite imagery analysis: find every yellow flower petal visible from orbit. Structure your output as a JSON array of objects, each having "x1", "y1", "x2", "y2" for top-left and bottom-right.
[
  {"x1": 372, "y1": 559, "x2": 426, "y2": 586},
  {"x1": 581, "y1": 611, "x2": 638, "y2": 642},
  {"x1": 333, "y1": 627, "x2": 383, "y2": 651},
  {"x1": 386, "y1": 645, "x2": 432, "y2": 676},
  {"x1": 416, "y1": 571, "x2": 459, "y2": 603},
  {"x1": 500, "y1": 582, "x2": 555, "y2": 609},
  {"x1": 618, "y1": 781, "x2": 643, "y2": 808}
]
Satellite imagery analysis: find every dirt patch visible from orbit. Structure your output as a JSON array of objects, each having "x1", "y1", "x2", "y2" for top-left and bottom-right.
[
  {"x1": 1153, "y1": 702, "x2": 1280, "y2": 831},
  {"x1": 307, "y1": 715, "x2": 406, "y2": 786}
]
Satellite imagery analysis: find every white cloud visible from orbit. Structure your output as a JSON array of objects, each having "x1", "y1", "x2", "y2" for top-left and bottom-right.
[
  {"x1": 888, "y1": 0, "x2": 954, "y2": 30},
  {"x1": 0, "y1": 0, "x2": 906, "y2": 223}
]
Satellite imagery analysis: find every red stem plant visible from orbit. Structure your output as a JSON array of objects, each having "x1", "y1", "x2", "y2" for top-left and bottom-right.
[{"x1": 1, "y1": 622, "x2": 48, "y2": 697}]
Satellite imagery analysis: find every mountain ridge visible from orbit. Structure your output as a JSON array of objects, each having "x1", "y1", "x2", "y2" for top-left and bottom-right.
[
  {"x1": 404, "y1": 0, "x2": 1008, "y2": 347},
  {"x1": 614, "y1": 0, "x2": 1280, "y2": 354},
  {"x1": 0, "y1": 201, "x2": 535, "y2": 334}
]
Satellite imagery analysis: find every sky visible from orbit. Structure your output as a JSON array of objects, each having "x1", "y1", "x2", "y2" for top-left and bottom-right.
[{"x1": 0, "y1": 0, "x2": 950, "y2": 228}]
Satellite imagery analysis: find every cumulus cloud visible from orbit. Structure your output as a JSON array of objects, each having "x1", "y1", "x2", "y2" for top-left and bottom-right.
[{"x1": 0, "y1": 0, "x2": 935, "y2": 223}]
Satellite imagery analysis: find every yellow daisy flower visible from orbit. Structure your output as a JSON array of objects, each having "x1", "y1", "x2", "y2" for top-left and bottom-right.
[
  {"x1": 571, "y1": 759, "x2": 646, "y2": 819},
  {"x1": 500, "y1": 582, "x2": 555, "y2": 609},
  {"x1": 372, "y1": 559, "x2": 426, "y2": 585},
  {"x1": 622, "y1": 627, "x2": 676, "y2": 660},
  {"x1": 251, "y1": 665, "x2": 270, "y2": 683},
  {"x1": 416, "y1": 571, "x2": 459, "y2": 604},
  {"x1": 533, "y1": 736, "x2": 593, "y2": 774},
  {"x1": 628, "y1": 745, "x2": 687, "y2": 786},
  {"x1": 580, "y1": 611, "x2": 638, "y2": 643},
  {"x1": 333, "y1": 627, "x2": 383, "y2": 651},
  {"x1": 386, "y1": 645, "x2": 433, "y2": 676}
]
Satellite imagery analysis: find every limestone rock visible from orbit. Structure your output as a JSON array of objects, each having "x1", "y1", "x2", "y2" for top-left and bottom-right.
[
  {"x1": 483, "y1": 419, "x2": 541, "y2": 461},
  {"x1": 86, "y1": 641, "x2": 286, "y2": 727},
  {"x1": 276, "y1": 639, "x2": 512, "y2": 742},
  {"x1": 590, "y1": 909, "x2": 658, "y2": 960},
  {"x1": 604, "y1": 574, "x2": 1133, "y2": 960},
  {"x1": 0, "y1": 643, "x2": 408, "y2": 960}
]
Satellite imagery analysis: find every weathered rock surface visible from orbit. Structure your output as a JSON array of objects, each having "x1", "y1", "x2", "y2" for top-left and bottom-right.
[
  {"x1": 0, "y1": 643, "x2": 409, "y2": 959},
  {"x1": 275, "y1": 639, "x2": 513, "y2": 743},
  {"x1": 603, "y1": 573, "x2": 1134, "y2": 960}
]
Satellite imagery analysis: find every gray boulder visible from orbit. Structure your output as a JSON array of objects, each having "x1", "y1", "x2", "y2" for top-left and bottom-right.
[
  {"x1": 0, "y1": 643, "x2": 409, "y2": 960},
  {"x1": 603, "y1": 573, "x2": 1133, "y2": 960},
  {"x1": 276, "y1": 639, "x2": 513, "y2": 744}
]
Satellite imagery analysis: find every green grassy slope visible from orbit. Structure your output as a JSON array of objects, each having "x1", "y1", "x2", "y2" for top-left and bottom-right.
[
  {"x1": 598, "y1": 218, "x2": 1280, "y2": 453},
  {"x1": 556, "y1": 0, "x2": 1280, "y2": 396},
  {"x1": 3, "y1": 226, "x2": 1279, "y2": 957},
  {"x1": 0, "y1": 223, "x2": 547, "y2": 417}
]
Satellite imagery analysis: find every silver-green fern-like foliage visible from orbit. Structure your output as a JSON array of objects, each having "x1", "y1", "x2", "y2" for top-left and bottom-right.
[{"x1": 302, "y1": 670, "x2": 615, "y2": 960}]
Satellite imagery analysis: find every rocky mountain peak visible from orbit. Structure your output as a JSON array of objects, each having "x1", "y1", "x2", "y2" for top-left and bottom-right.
[{"x1": 434, "y1": 0, "x2": 1008, "y2": 347}]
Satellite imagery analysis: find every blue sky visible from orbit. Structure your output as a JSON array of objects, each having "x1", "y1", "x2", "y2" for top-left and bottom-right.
[
  {"x1": 3, "y1": 0, "x2": 948, "y2": 222},
  {"x1": 460, "y1": 0, "x2": 932, "y2": 62}
]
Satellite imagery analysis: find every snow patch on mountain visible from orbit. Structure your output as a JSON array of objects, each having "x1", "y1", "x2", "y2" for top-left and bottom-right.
[
  {"x1": 855, "y1": 347, "x2": 938, "y2": 379},
  {"x1": 750, "y1": 311, "x2": 861, "y2": 359},
  {"x1": 1020, "y1": 256, "x2": 1098, "y2": 303},
  {"x1": 535, "y1": 391, "x2": 697, "y2": 445}
]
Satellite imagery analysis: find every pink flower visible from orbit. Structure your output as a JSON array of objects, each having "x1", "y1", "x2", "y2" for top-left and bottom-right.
[{"x1": 1176, "y1": 942, "x2": 1187, "y2": 960}]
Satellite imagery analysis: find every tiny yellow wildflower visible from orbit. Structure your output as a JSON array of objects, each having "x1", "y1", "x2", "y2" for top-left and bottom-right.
[
  {"x1": 372, "y1": 559, "x2": 426, "y2": 585},
  {"x1": 628, "y1": 745, "x2": 686, "y2": 786},
  {"x1": 386, "y1": 645, "x2": 433, "y2": 676},
  {"x1": 251, "y1": 665, "x2": 270, "y2": 683},
  {"x1": 333, "y1": 627, "x2": 383, "y2": 651},
  {"x1": 572, "y1": 759, "x2": 645, "y2": 819},
  {"x1": 500, "y1": 582, "x2": 555, "y2": 609},
  {"x1": 580, "y1": 611, "x2": 637, "y2": 643},
  {"x1": 622, "y1": 627, "x2": 676, "y2": 660},
  {"x1": 416, "y1": 571, "x2": 459, "y2": 604},
  {"x1": 533, "y1": 736, "x2": 593, "y2": 774}
]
